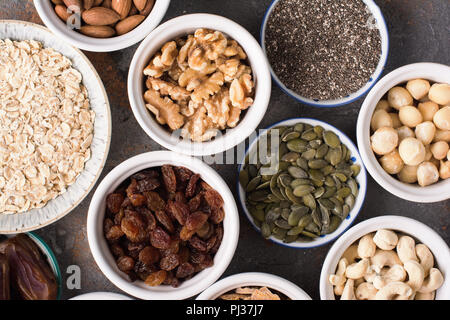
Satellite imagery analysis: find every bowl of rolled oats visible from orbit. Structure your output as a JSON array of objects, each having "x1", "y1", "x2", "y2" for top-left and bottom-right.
[
  {"x1": 127, "y1": 14, "x2": 272, "y2": 156},
  {"x1": 0, "y1": 21, "x2": 111, "y2": 233},
  {"x1": 196, "y1": 272, "x2": 312, "y2": 300}
]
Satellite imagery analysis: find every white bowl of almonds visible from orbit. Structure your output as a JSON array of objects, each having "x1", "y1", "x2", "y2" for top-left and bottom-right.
[
  {"x1": 0, "y1": 21, "x2": 111, "y2": 233},
  {"x1": 196, "y1": 272, "x2": 312, "y2": 300},
  {"x1": 320, "y1": 216, "x2": 450, "y2": 300},
  {"x1": 127, "y1": 14, "x2": 271, "y2": 156},
  {"x1": 357, "y1": 63, "x2": 450, "y2": 203}
]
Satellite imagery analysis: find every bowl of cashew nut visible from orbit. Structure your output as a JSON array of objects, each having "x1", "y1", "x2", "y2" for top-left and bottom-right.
[
  {"x1": 127, "y1": 13, "x2": 272, "y2": 156},
  {"x1": 319, "y1": 215, "x2": 450, "y2": 300}
]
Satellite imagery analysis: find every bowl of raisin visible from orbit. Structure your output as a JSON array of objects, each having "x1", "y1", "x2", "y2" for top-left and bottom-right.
[{"x1": 87, "y1": 151, "x2": 239, "y2": 300}]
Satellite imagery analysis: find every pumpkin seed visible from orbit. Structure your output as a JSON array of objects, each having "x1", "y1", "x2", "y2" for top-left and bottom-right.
[
  {"x1": 293, "y1": 184, "x2": 315, "y2": 197},
  {"x1": 285, "y1": 186, "x2": 302, "y2": 204},
  {"x1": 347, "y1": 179, "x2": 359, "y2": 197},
  {"x1": 256, "y1": 181, "x2": 270, "y2": 190},
  {"x1": 323, "y1": 130, "x2": 340, "y2": 148},
  {"x1": 337, "y1": 187, "x2": 351, "y2": 198},
  {"x1": 239, "y1": 169, "x2": 249, "y2": 189},
  {"x1": 248, "y1": 164, "x2": 258, "y2": 178},
  {"x1": 261, "y1": 222, "x2": 271, "y2": 238},
  {"x1": 291, "y1": 205, "x2": 309, "y2": 216},
  {"x1": 309, "y1": 169, "x2": 324, "y2": 181},
  {"x1": 328, "y1": 216, "x2": 341, "y2": 233},
  {"x1": 296, "y1": 157, "x2": 309, "y2": 170},
  {"x1": 287, "y1": 226, "x2": 304, "y2": 236},
  {"x1": 282, "y1": 152, "x2": 300, "y2": 162},
  {"x1": 284, "y1": 235, "x2": 299, "y2": 243},
  {"x1": 249, "y1": 207, "x2": 265, "y2": 222},
  {"x1": 278, "y1": 173, "x2": 293, "y2": 188},
  {"x1": 309, "y1": 139, "x2": 322, "y2": 149},
  {"x1": 279, "y1": 200, "x2": 291, "y2": 208},
  {"x1": 345, "y1": 194, "x2": 355, "y2": 208},
  {"x1": 334, "y1": 172, "x2": 348, "y2": 182},
  {"x1": 322, "y1": 186, "x2": 337, "y2": 198},
  {"x1": 321, "y1": 165, "x2": 335, "y2": 176},
  {"x1": 275, "y1": 218, "x2": 291, "y2": 229},
  {"x1": 265, "y1": 209, "x2": 280, "y2": 223},
  {"x1": 316, "y1": 144, "x2": 328, "y2": 159},
  {"x1": 329, "y1": 147, "x2": 343, "y2": 166},
  {"x1": 303, "y1": 193, "x2": 317, "y2": 209},
  {"x1": 311, "y1": 208, "x2": 322, "y2": 227},
  {"x1": 302, "y1": 230, "x2": 318, "y2": 238},
  {"x1": 282, "y1": 130, "x2": 300, "y2": 142},
  {"x1": 302, "y1": 148, "x2": 316, "y2": 160},
  {"x1": 288, "y1": 210, "x2": 303, "y2": 226},
  {"x1": 313, "y1": 186, "x2": 325, "y2": 198},
  {"x1": 301, "y1": 130, "x2": 317, "y2": 141},
  {"x1": 318, "y1": 198, "x2": 335, "y2": 210},
  {"x1": 308, "y1": 159, "x2": 328, "y2": 169},
  {"x1": 249, "y1": 190, "x2": 269, "y2": 202},
  {"x1": 272, "y1": 227, "x2": 287, "y2": 240},
  {"x1": 298, "y1": 214, "x2": 313, "y2": 228},
  {"x1": 314, "y1": 126, "x2": 324, "y2": 138},
  {"x1": 291, "y1": 178, "x2": 311, "y2": 188},
  {"x1": 342, "y1": 204, "x2": 351, "y2": 218},
  {"x1": 324, "y1": 176, "x2": 335, "y2": 187},
  {"x1": 288, "y1": 166, "x2": 308, "y2": 179},
  {"x1": 281, "y1": 208, "x2": 291, "y2": 220},
  {"x1": 246, "y1": 175, "x2": 261, "y2": 192},
  {"x1": 351, "y1": 164, "x2": 361, "y2": 177},
  {"x1": 287, "y1": 139, "x2": 307, "y2": 153}
]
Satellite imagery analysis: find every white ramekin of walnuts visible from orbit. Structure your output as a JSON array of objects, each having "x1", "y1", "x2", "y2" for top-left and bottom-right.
[
  {"x1": 357, "y1": 63, "x2": 450, "y2": 203},
  {"x1": 127, "y1": 14, "x2": 272, "y2": 156}
]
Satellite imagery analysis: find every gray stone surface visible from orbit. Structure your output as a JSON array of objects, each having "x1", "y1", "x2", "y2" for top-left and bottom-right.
[{"x1": 1, "y1": 0, "x2": 449, "y2": 300}]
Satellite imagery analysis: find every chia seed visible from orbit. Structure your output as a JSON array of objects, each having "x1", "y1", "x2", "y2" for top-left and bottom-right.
[{"x1": 265, "y1": 0, "x2": 382, "y2": 101}]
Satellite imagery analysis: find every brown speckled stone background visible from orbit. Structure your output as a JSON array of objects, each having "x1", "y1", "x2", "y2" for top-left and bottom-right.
[{"x1": 1, "y1": 0, "x2": 449, "y2": 300}]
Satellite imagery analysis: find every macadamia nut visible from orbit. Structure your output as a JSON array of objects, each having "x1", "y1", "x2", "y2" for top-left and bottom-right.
[
  {"x1": 380, "y1": 149, "x2": 404, "y2": 174},
  {"x1": 415, "y1": 121, "x2": 436, "y2": 145},
  {"x1": 399, "y1": 137, "x2": 426, "y2": 166},
  {"x1": 399, "y1": 106, "x2": 423, "y2": 128},
  {"x1": 371, "y1": 110, "x2": 393, "y2": 131},
  {"x1": 417, "y1": 162, "x2": 439, "y2": 187},
  {"x1": 388, "y1": 86, "x2": 413, "y2": 110},
  {"x1": 440, "y1": 160, "x2": 450, "y2": 179},
  {"x1": 428, "y1": 83, "x2": 450, "y2": 105},
  {"x1": 430, "y1": 141, "x2": 449, "y2": 160},
  {"x1": 389, "y1": 113, "x2": 402, "y2": 129},
  {"x1": 418, "y1": 101, "x2": 439, "y2": 121},
  {"x1": 433, "y1": 106, "x2": 450, "y2": 131},
  {"x1": 406, "y1": 79, "x2": 430, "y2": 100},
  {"x1": 371, "y1": 127, "x2": 399, "y2": 155},
  {"x1": 397, "y1": 165, "x2": 418, "y2": 183},
  {"x1": 433, "y1": 129, "x2": 450, "y2": 143},
  {"x1": 397, "y1": 126, "x2": 415, "y2": 143},
  {"x1": 375, "y1": 99, "x2": 391, "y2": 112}
]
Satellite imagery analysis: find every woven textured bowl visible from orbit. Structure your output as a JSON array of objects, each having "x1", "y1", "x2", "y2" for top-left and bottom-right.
[{"x1": 0, "y1": 21, "x2": 111, "y2": 233}]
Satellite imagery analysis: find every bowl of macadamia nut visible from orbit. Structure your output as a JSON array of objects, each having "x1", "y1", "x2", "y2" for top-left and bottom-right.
[
  {"x1": 357, "y1": 63, "x2": 450, "y2": 203},
  {"x1": 320, "y1": 216, "x2": 450, "y2": 300},
  {"x1": 127, "y1": 14, "x2": 272, "y2": 156},
  {"x1": 34, "y1": 0, "x2": 170, "y2": 52}
]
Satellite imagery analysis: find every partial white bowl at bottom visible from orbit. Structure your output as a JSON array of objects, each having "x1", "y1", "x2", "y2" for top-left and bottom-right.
[{"x1": 320, "y1": 216, "x2": 450, "y2": 300}]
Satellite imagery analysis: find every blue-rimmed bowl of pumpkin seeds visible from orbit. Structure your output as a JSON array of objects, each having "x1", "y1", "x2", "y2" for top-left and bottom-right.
[{"x1": 237, "y1": 118, "x2": 367, "y2": 248}]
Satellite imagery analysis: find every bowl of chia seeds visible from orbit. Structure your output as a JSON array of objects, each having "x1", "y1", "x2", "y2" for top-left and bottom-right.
[
  {"x1": 237, "y1": 118, "x2": 367, "y2": 249},
  {"x1": 261, "y1": 0, "x2": 389, "y2": 107}
]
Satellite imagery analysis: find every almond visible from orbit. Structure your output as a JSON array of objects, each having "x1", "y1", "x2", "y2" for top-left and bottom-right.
[
  {"x1": 115, "y1": 14, "x2": 145, "y2": 35},
  {"x1": 84, "y1": 0, "x2": 94, "y2": 10},
  {"x1": 139, "y1": 0, "x2": 154, "y2": 16},
  {"x1": 54, "y1": 4, "x2": 71, "y2": 22},
  {"x1": 101, "y1": 0, "x2": 112, "y2": 9},
  {"x1": 112, "y1": 0, "x2": 132, "y2": 19},
  {"x1": 82, "y1": 7, "x2": 120, "y2": 25},
  {"x1": 132, "y1": 0, "x2": 147, "y2": 12},
  {"x1": 80, "y1": 25, "x2": 116, "y2": 38},
  {"x1": 63, "y1": 0, "x2": 82, "y2": 10}
]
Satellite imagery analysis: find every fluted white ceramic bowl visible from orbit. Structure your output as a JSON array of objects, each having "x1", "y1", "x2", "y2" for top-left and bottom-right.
[
  {"x1": 87, "y1": 151, "x2": 240, "y2": 300},
  {"x1": 357, "y1": 63, "x2": 450, "y2": 203}
]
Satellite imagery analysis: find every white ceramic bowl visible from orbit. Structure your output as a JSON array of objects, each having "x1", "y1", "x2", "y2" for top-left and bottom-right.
[
  {"x1": 128, "y1": 14, "x2": 272, "y2": 156},
  {"x1": 320, "y1": 215, "x2": 450, "y2": 300},
  {"x1": 237, "y1": 118, "x2": 367, "y2": 249},
  {"x1": 196, "y1": 272, "x2": 311, "y2": 300},
  {"x1": 357, "y1": 63, "x2": 450, "y2": 203},
  {"x1": 0, "y1": 20, "x2": 111, "y2": 233},
  {"x1": 261, "y1": 0, "x2": 389, "y2": 107},
  {"x1": 34, "y1": 0, "x2": 170, "y2": 52},
  {"x1": 87, "y1": 151, "x2": 240, "y2": 300}
]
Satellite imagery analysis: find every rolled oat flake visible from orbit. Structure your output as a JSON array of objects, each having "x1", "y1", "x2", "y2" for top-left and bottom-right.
[{"x1": 265, "y1": 0, "x2": 382, "y2": 101}]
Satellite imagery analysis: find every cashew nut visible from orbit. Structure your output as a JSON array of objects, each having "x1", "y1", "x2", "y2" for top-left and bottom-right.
[
  {"x1": 375, "y1": 281, "x2": 414, "y2": 300},
  {"x1": 341, "y1": 279, "x2": 356, "y2": 300},
  {"x1": 329, "y1": 258, "x2": 348, "y2": 296},
  {"x1": 414, "y1": 291, "x2": 435, "y2": 300},
  {"x1": 355, "y1": 282, "x2": 378, "y2": 300},
  {"x1": 418, "y1": 268, "x2": 444, "y2": 293},
  {"x1": 373, "y1": 264, "x2": 407, "y2": 290},
  {"x1": 357, "y1": 233, "x2": 376, "y2": 258},
  {"x1": 373, "y1": 229, "x2": 398, "y2": 250},
  {"x1": 371, "y1": 249, "x2": 402, "y2": 273},
  {"x1": 415, "y1": 244, "x2": 434, "y2": 277},
  {"x1": 404, "y1": 260, "x2": 425, "y2": 291},
  {"x1": 396, "y1": 235, "x2": 418, "y2": 263},
  {"x1": 342, "y1": 244, "x2": 360, "y2": 264},
  {"x1": 345, "y1": 258, "x2": 370, "y2": 279},
  {"x1": 364, "y1": 266, "x2": 377, "y2": 283}
]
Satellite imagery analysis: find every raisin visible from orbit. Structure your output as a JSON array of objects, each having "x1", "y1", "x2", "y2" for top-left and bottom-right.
[
  {"x1": 149, "y1": 227, "x2": 171, "y2": 250},
  {"x1": 134, "y1": 261, "x2": 153, "y2": 281},
  {"x1": 204, "y1": 189, "x2": 224, "y2": 210},
  {"x1": 206, "y1": 234, "x2": 217, "y2": 252},
  {"x1": 129, "y1": 193, "x2": 146, "y2": 207},
  {"x1": 161, "y1": 165, "x2": 177, "y2": 193},
  {"x1": 162, "y1": 239, "x2": 180, "y2": 256},
  {"x1": 106, "y1": 193, "x2": 125, "y2": 213},
  {"x1": 210, "y1": 207, "x2": 225, "y2": 224},
  {"x1": 121, "y1": 197, "x2": 132, "y2": 208},
  {"x1": 178, "y1": 246, "x2": 190, "y2": 264},
  {"x1": 174, "y1": 191, "x2": 187, "y2": 204},
  {"x1": 167, "y1": 200, "x2": 189, "y2": 225},
  {"x1": 137, "y1": 178, "x2": 160, "y2": 192},
  {"x1": 173, "y1": 166, "x2": 193, "y2": 183},
  {"x1": 104, "y1": 218, "x2": 113, "y2": 234},
  {"x1": 176, "y1": 262, "x2": 195, "y2": 278},
  {"x1": 159, "y1": 253, "x2": 180, "y2": 271},
  {"x1": 185, "y1": 174, "x2": 200, "y2": 198},
  {"x1": 106, "y1": 225, "x2": 125, "y2": 241},
  {"x1": 131, "y1": 170, "x2": 159, "y2": 180},
  {"x1": 121, "y1": 211, "x2": 147, "y2": 243},
  {"x1": 145, "y1": 270, "x2": 167, "y2": 287},
  {"x1": 127, "y1": 242, "x2": 145, "y2": 260},
  {"x1": 126, "y1": 179, "x2": 139, "y2": 197},
  {"x1": 198, "y1": 254, "x2": 213, "y2": 269},
  {"x1": 179, "y1": 225, "x2": 196, "y2": 241},
  {"x1": 137, "y1": 207, "x2": 156, "y2": 231},
  {"x1": 143, "y1": 191, "x2": 166, "y2": 212},
  {"x1": 110, "y1": 243, "x2": 125, "y2": 258},
  {"x1": 189, "y1": 250, "x2": 206, "y2": 264},
  {"x1": 186, "y1": 212, "x2": 209, "y2": 231},
  {"x1": 188, "y1": 193, "x2": 202, "y2": 212},
  {"x1": 117, "y1": 256, "x2": 135, "y2": 272},
  {"x1": 211, "y1": 225, "x2": 223, "y2": 253},
  {"x1": 139, "y1": 246, "x2": 160, "y2": 265},
  {"x1": 196, "y1": 222, "x2": 213, "y2": 239},
  {"x1": 163, "y1": 271, "x2": 181, "y2": 288},
  {"x1": 188, "y1": 236, "x2": 207, "y2": 252},
  {"x1": 114, "y1": 208, "x2": 125, "y2": 225},
  {"x1": 155, "y1": 210, "x2": 174, "y2": 233},
  {"x1": 200, "y1": 181, "x2": 213, "y2": 191}
]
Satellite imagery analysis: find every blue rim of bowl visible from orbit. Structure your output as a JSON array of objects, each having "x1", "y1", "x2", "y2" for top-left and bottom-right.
[
  {"x1": 260, "y1": 0, "x2": 390, "y2": 108},
  {"x1": 27, "y1": 232, "x2": 62, "y2": 300},
  {"x1": 236, "y1": 117, "x2": 368, "y2": 249}
]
